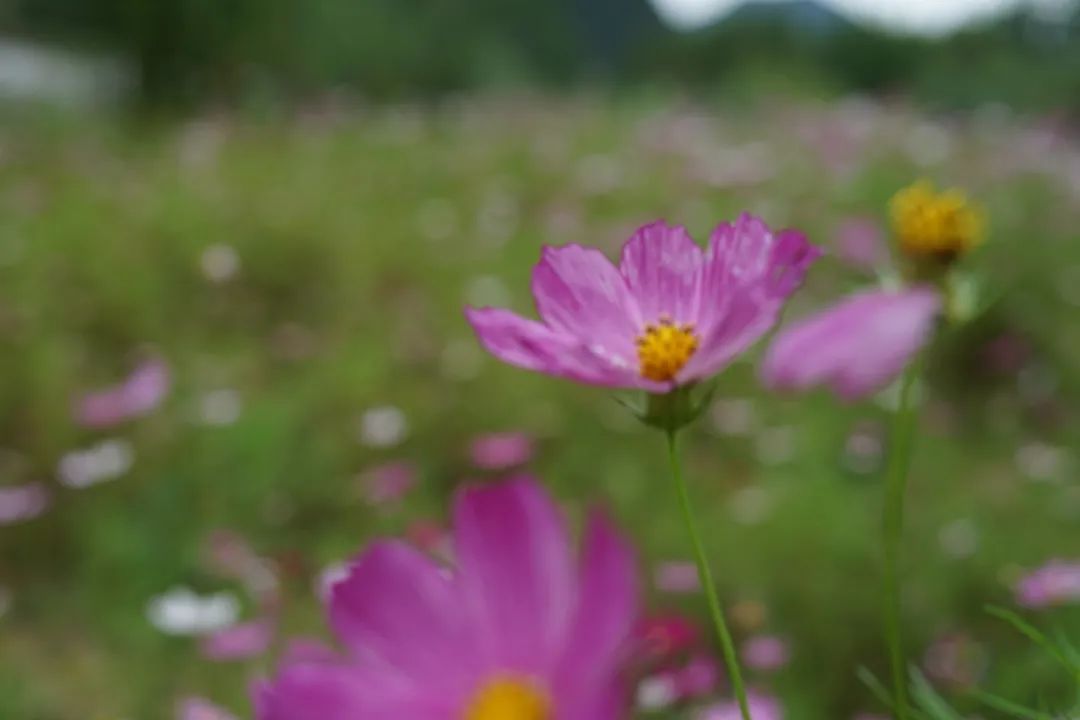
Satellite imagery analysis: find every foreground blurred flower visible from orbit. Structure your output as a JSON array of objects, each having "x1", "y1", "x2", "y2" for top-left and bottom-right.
[
  {"x1": 255, "y1": 477, "x2": 639, "y2": 719},
  {"x1": 1015, "y1": 559, "x2": 1080, "y2": 608},
  {"x1": 890, "y1": 180, "x2": 983, "y2": 264},
  {"x1": 761, "y1": 288, "x2": 941, "y2": 400},
  {"x1": 0, "y1": 483, "x2": 50, "y2": 525},
  {"x1": 74, "y1": 358, "x2": 170, "y2": 428},
  {"x1": 699, "y1": 691, "x2": 782, "y2": 720},
  {"x1": 469, "y1": 431, "x2": 535, "y2": 470},
  {"x1": 466, "y1": 216, "x2": 819, "y2": 392}
]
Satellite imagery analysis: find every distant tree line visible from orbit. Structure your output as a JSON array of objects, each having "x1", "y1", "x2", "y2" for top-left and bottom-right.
[{"x1": 5, "y1": 0, "x2": 1080, "y2": 114}]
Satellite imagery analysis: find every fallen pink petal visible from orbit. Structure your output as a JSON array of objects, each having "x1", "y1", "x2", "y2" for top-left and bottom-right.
[
  {"x1": 75, "y1": 358, "x2": 171, "y2": 428},
  {"x1": 761, "y1": 287, "x2": 941, "y2": 400}
]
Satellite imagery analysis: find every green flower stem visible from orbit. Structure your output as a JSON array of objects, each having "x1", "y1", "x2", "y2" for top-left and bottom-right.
[
  {"x1": 667, "y1": 429, "x2": 752, "y2": 720},
  {"x1": 882, "y1": 363, "x2": 921, "y2": 720}
]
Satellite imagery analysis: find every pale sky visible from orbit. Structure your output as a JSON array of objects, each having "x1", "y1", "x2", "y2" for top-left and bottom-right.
[{"x1": 649, "y1": 0, "x2": 1074, "y2": 35}]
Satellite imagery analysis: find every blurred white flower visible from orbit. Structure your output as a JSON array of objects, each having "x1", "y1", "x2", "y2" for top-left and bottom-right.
[
  {"x1": 357, "y1": 406, "x2": 408, "y2": 448},
  {"x1": 176, "y1": 697, "x2": 238, "y2": 720},
  {"x1": 939, "y1": 518, "x2": 979, "y2": 559},
  {"x1": 636, "y1": 675, "x2": 678, "y2": 712},
  {"x1": 709, "y1": 397, "x2": 756, "y2": 437},
  {"x1": 905, "y1": 122, "x2": 953, "y2": 167},
  {"x1": 844, "y1": 423, "x2": 884, "y2": 475},
  {"x1": 200, "y1": 244, "x2": 240, "y2": 284},
  {"x1": 58, "y1": 439, "x2": 134, "y2": 489},
  {"x1": 1014, "y1": 442, "x2": 1068, "y2": 483},
  {"x1": 199, "y1": 389, "x2": 242, "y2": 426},
  {"x1": 146, "y1": 586, "x2": 239, "y2": 636},
  {"x1": 654, "y1": 560, "x2": 700, "y2": 594}
]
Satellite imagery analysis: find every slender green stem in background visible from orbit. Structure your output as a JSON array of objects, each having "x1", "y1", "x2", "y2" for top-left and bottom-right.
[
  {"x1": 667, "y1": 430, "x2": 753, "y2": 720},
  {"x1": 882, "y1": 363, "x2": 921, "y2": 720}
]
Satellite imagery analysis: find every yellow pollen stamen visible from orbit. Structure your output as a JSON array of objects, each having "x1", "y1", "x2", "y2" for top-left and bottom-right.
[
  {"x1": 890, "y1": 179, "x2": 984, "y2": 261},
  {"x1": 636, "y1": 318, "x2": 699, "y2": 382},
  {"x1": 466, "y1": 675, "x2": 551, "y2": 720}
]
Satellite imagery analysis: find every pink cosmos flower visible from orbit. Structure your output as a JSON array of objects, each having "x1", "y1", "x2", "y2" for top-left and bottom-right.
[
  {"x1": 761, "y1": 288, "x2": 941, "y2": 400},
  {"x1": 742, "y1": 634, "x2": 791, "y2": 671},
  {"x1": 1015, "y1": 559, "x2": 1080, "y2": 608},
  {"x1": 75, "y1": 358, "x2": 170, "y2": 428},
  {"x1": 466, "y1": 216, "x2": 819, "y2": 391},
  {"x1": 469, "y1": 432, "x2": 535, "y2": 470},
  {"x1": 255, "y1": 477, "x2": 639, "y2": 719}
]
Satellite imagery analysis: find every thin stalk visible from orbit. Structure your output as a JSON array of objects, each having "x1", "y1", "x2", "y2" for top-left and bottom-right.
[
  {"x1": 882, "y1": 363, "x2": 921, "y2": 720},
  {"x1": 667, "y1": 430, "x2": 752, "y2": 720}
]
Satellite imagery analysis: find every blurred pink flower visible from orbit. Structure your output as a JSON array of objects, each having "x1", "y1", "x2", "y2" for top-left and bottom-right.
[
  {"x1": 469, "y1": 431, "x2": 534, "y2": 470},
  {"x1": 698, "y1": 691, "x2": 783, "y2": 720},
  {"x1": 1015, "y1": 559, "x2": 1080, "y2": 608},
  {"x1": 742, "y1": 634, "x2": 791, "y2": 671},
  {"x1": 635, "y1": 655, "x2": 720, "y2": 712},
  {"x1": 655, "y1": 560, "x2": 700, "y2": 594},
  {"x1": 761, "y1": 288, "x2": 941, "y2": 400},
  {"x1": 200, "y1": 618, "x2": 275, "y2": 661},
  {"x1": 835, "y1": 217, "x2": 887, "y2": 271},
  {"x1": 75, "y1": 358, "x2": 170, "y2": 428},
  {"x1": 255, "y1": 477, "x2": 639, "y2": 719},
  {"x1": 0, "y1": 483, "x2": 50, "y2": 525},
  {"x1": 923, "y1": 632, "x2": 985, "y2": 688},
  {"x1": 466, "y1": 216, "x2": 819, "y2": 391},
  {"x1": 176, "y1": 697, "x2": 238, "y2": 720},
  {"x1": 406, "y1": 519, "x2": 453, "y2": 561},
  {"x1": 636, "y1": 614, "x2": 699, "y2": 662},
  {"x1": 358, "y1": 461, "x2": 417, "y2": 506},
  {"x1": 202, "y1": 530, "x2": 279, "y2": 604}
]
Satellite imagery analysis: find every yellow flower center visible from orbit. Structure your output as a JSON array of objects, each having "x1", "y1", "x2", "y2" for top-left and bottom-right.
[
  {"x1": 465, "y1": 675, "x2": 552, "y2": 720},
  {"x1": 890, "y1": 180, "x2": 984, "y2": 260},
  {"x1": 636, "y1": 318, "x2": 699, "y2": 382}
]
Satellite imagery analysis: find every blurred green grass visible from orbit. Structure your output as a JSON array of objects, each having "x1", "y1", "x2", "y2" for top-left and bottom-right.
[{"x1": 0, "y1": 95, "x2": 1078, "y2": 719}]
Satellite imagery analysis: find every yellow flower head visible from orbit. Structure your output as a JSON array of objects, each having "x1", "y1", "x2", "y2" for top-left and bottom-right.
[{"x1": 890, "y1": 180, "x2": 984, "y2": 261}]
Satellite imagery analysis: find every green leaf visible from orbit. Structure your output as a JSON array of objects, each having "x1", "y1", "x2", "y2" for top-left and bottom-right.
[{"x1": 986, "y1": 606, "x2": 1080, "y2": 675}]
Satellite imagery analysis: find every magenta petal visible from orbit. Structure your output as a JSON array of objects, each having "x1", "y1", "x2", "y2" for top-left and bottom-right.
[
  {"x1": 619, "y1": 221, "x2": 705, "y2": 324},
  {"x1": 328, "y1": 541, "x2": 473, "y2": 688},
  {"x1": 75, "y1": 358, "x2": 170, "y2": 428},
  {"x1": 254, "y1": 662, "x2": 446, "y2": 720},
  {"x1": 531, "y1": 244, "x2": 641, "y2": 360},
  {"x1": 555, "y1": 510, "x2": 639, "y2": 716},
  {"x1": 453, "y1": 476, "x2": 575, "y2": 673},
  {"x1": 680, "y1": 215, "x2": 821, "y2": 382},
  {"x1": 761, "y1": 287, "x2": 941, "y2": 400},
  {"x1": 465, "y1": 307, "x2": 651, "y2": 389}
]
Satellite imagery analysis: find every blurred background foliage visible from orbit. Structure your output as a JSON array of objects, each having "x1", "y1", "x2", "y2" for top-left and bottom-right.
[{"x1": 3, "y1": 0, "x2": 1080, "y2": 112}]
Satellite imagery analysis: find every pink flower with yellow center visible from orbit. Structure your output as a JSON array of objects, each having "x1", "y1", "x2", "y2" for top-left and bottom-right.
[
  {"x1": 466, "y1": 216, "x2": 820, "y2": 392},
  {"x1": 254, "y1": 477, "x2": 639, "y2": 719}
]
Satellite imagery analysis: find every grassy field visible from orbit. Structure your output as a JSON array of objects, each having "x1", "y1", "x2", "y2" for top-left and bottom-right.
[{"x1": 0, "y1": 94, "x2": 1078, "y2": 719}]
